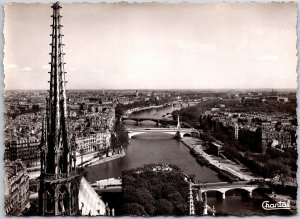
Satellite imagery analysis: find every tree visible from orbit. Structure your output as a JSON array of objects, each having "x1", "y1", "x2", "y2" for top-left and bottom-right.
[
  {"x1": 113, "y1": 121, "x2": 129, "y2": 148},
  {"x1": 123, "y1": 203, "x2": 146, "y2": 216},
  {"x1": 194, "y1": 200, "x2": 205, "y2": 215},
  {"x1": 167, "y1": 192, "x2": 185, "y2": 204},
  {"x1": 115, "y1": 104, "x2": 124, "y2": 119},
  {"x1": 155, "y1": 199, "x2": 174, "y2": 215},
  {"x1": 173, "y1": 203, "x2": 187, "y2": 216}
]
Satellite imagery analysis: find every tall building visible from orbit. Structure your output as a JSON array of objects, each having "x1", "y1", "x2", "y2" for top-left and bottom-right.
[
  {"x1": 5, "y1": 160, "x2": 30, "y2": 215},
  {"x1": 5, "y1": 136, "x2": 40, "y2": 167},
  {"x1": 38, "y1": 2, "x2": 80, "y2": 215}
]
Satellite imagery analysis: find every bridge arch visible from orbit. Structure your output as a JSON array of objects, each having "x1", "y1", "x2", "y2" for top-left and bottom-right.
[
  {"x1": 183, "y1": 133, "x2": 192, "y2": 137},
  {"x1": 205, "y1": 189, "x2": 224, "y2": 195},
  {"x1": 128, "y1": 131, "x2": 178, "y2": 139},
  {"x1": 138, "y1": 119, "x2": 158, "y2": 126},
  {"x1": 225, "y1": 187, "x2": 253, "y2": 198},
  {"x1": 122, "y1": 118, "x2": 139, "y2": 123},
  {"x1": 138, "y1": 118, "x2": 158, "y2": 123}
]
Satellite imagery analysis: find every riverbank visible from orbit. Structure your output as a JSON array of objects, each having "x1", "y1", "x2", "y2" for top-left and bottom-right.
[
  {"x1": 180, "y1": 137, "x2": 262, "y2": 181},
  {"x1": 124, "y1": 104, "x2": 167, "y2": 116},
  {"x1": 82, "y1": 150, "x2": 126, "y2": 167}
]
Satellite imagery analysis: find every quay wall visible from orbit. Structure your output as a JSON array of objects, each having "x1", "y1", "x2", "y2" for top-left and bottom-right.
[
  {"x1": 180, "y1": 139, "x2": 241, "y2": 182},
  {"x1": 83, "y1": 150, "x2": 126, "y2": 167}
]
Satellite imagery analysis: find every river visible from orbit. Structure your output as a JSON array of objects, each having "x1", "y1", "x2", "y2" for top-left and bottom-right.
[{"x1": 86, "y1": 105, "x2": 289, "y2": 216}]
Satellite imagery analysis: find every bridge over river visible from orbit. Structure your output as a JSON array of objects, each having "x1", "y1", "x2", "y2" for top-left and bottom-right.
[
  {"x1": 121, "y1": 116, "x2": 177, "y2": 126},
  {"x1": 192, "y1": 181, "x2": 269, "y2": 200},
  {"x1": 126, "y1": 127, "x2": 199, "y2": 139}
]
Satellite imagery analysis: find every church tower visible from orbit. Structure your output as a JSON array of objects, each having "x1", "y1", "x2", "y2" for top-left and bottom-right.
[{"x1": 38, "y1": 2, "x2": 80, "y2": 215}]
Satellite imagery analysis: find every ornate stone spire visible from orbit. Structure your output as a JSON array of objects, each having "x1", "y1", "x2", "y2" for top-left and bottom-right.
[{"x1": 38, "y1": 2, "x2": 80, "y2": 216}]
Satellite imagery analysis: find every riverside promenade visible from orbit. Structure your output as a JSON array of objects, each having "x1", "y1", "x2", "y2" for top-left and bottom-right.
[{"x1": 180, "y1": 137, "x2": 262, "y2": 181}]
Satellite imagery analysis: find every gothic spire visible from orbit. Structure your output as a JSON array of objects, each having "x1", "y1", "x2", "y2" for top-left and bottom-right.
[
  {"x1": 46, "y1": 1, "x2": 71, "y2": 175},
  {"x1": 39, "y1": 2, "x2": 79, "y2": 216}
]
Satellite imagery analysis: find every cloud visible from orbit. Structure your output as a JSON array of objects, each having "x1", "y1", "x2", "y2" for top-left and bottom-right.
[
  {"x1": 21, "y1": 66, "x2": 31, "y2": 72},
  {"x1": 257, "y1": 55, "x2": 278, "y2": 61},
  {"x1": 6, "y1": 64, "x2": 18, "y2": 69}
]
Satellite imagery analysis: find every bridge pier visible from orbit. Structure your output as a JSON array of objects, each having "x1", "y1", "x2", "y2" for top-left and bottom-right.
[
  {"x1": 203, "y1": 191, "x2": 208, "y2": 215},
  {"x1": 221, "y1": 192, "x2": 225, "y2": 200},
  {"x1": 248, "y1": 191, "x2": 252, "y2": 198},
  {"x1": 175, "y1": 131, "x2": 181, "y2": 139},
  {"x1": 203, "y1": 205, "x2": 208, "y2": 215},
  {"x1": 136, "y1": 121, "x2": 141, "y2": 126}
]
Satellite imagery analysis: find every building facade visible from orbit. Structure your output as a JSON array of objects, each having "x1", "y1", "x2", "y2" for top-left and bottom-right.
[
  {"x1": 5, "y1": 137, "x2": 40, "y2": 167},
  {"x1": 75, "y1": 132, "x2": 111, "y2": 154},
  {"x1": 5, "y1": 160, "x2": 30, "y2": 215}
]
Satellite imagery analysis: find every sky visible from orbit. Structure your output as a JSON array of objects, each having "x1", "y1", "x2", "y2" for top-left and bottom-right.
[{"x1": 3, "y1": 2, "x2": 297, "y2": 90}]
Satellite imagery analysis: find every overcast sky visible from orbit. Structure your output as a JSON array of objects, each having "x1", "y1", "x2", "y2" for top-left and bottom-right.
[{"x1": 4, "y1": 2, "x2": 297, "y2": 90}]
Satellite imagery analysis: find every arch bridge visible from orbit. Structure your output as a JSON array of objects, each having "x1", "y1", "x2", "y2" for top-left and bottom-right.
[
  {"x1": 192, "y1": 181, "x2": 269, "y2": 200},
  {"x1": 121, "y1": 117, "x2": 177, "y2": 127},
  {"x1": 126, "y1": 127, "x2": 198, "y2": 139}
]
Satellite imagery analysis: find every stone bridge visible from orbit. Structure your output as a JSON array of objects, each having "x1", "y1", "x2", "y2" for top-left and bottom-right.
[
  {"x1": 192, "y1": 181, "x2": 269, "y2": 200},
  {"x1": 121, "y1": 117, "x2": 177, "y2": 126},
  {"x1": 126, "y1": 127, "x2": 198, "y2": 139}
]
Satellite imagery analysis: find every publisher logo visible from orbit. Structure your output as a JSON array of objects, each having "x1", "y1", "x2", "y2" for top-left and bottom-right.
[{"x1": 262, "y1": 200, "x2": 291, "y2": 210}]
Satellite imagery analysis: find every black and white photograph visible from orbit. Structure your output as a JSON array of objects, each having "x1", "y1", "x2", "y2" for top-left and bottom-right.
[{"x1": 3, "y1": 1, "x2": 298, "y2": 216}]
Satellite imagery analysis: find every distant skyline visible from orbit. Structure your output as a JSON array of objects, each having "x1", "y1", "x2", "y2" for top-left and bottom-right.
[{"x1": 4, "y1": 3, "x2": 297, "y2": 90}]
